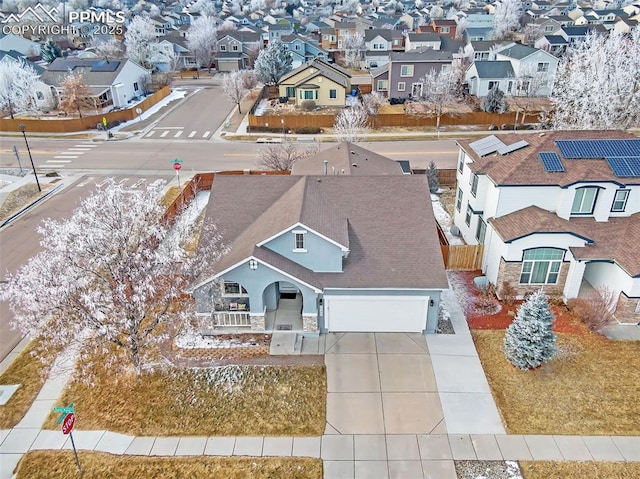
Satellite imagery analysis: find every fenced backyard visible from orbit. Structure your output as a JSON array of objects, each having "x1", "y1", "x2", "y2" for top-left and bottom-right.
[
  {"x1": 0, "y1": 86, "x2": 171, "y2": 133},
  {"x1": 442, "y1": 244, "x2": 484, "y2": 270}
]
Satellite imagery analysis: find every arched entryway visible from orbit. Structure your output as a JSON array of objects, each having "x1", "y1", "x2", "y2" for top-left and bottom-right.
[{"x1": 263, "y1": 281, "x2": 303, "y2": 331}]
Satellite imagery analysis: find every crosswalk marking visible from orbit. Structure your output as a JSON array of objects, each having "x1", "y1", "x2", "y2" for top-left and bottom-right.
[
  {"x1": 188, "y1": 131, "x2": 197, "y2": 138},
  {"x1": 75, "y1": 144, "x2": 96, "y2": 148},
  {"x1": 47, "y1": 160, "x2": 71, "y2": 163},
  {"x1": 174, "y1": 130, "x2": 183, "y2": 138},
  {"x1": 65, "y1": 150, "x2": 85, "y2": 154},
  {"x1": 203, "y1": 131, "x2": 211, "y2": 138},
  {"x1": 54, "y1": 155, "x2": 78, "y2": 159},
  {"x1": 160, "y1": 131, "x2": 169, "y2": 138},
  {"x1": 145, "y1": 130, "x2": 156, "y2": 137}
]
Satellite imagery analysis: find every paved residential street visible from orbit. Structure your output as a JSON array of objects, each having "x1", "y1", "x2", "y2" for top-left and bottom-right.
[
  {"x1": 141, "y1": 86, "x2": 234, "y2": 141},
  {"x1": 0, "y1": 137, "x2": 460, "y2": 172},
  {"x1": 0, "y1": 175, "x2": 171, "y2": 362}
]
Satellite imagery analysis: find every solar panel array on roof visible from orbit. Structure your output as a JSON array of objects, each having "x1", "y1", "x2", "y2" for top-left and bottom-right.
[
  {"x1": 46, "y1": 59, "x2": 121, "y2": 72},
  {"x1": 469, "y1": 135, "x2": 506, "y2": 157},
  {"x1": 555, "y1": 139, "x2": 640, "y2": 159},
  {"x1": 539, "y1": 152, "x2": 565, "y2": 172},
  {"x1": 606, "y1": 157, "x2": 640, "y2": 177},
  {"x1": 90, "y1": 60, "x2": 120, "y2": 72},
  {"x1": 498, "y1": 140, "x2": 529, "y2": 155}
]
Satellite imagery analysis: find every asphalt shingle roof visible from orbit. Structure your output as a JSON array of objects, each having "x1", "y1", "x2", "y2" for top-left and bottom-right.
[
  {"x1": 291, "y1": 142, "x2": 404, "y2": 176},
  {"x1": 471, "y1": 61, "x2": 515, "y2": 79},
  {"x1": 457, "y1": 130, "x2": 639, "y2": 187},
  {"x1": 489, "y1": 206, "x2": 640, "y2": 277},
  {"x1": 198, "y1": 174, "x2": 447, "y2": 290}
]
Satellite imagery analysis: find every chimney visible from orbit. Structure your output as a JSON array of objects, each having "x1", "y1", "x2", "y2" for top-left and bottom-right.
[{"x1": 323, "y1": 159, "x2": 328, "y2": 175}]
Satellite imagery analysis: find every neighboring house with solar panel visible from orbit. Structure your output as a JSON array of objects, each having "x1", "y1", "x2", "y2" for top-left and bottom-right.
[
  {"x1": 40, "y1": 57, "x2": 151, "y2": 110},
  {"x1": 453, "y1": 131, "x2": 640, "y2": 325}
]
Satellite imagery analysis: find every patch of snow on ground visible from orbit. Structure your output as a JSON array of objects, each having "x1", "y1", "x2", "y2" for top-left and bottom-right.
[
  {"x1": 110, "y1": 88, "x2": 190, "y2": 132},
  {"x1": 431, "y1": 194, "x2": 465, "y2": 245},
  {"x1": 175, "y1": 330, "x2": 260, "y2": 349},
  {"x1": 253, "y1": 99, "x2": 269, "y2": 116},
  {"x1": 447, "y1": 271, "x2": 475, "y2": 315},
  {"x1": 182, "y1": 190, "x2": 210, "y2": 224}
]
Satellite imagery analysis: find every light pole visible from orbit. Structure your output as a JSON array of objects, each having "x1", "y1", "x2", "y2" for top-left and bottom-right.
[{"x1": 19, "y1": 124, "x2": 41, "y2": 192}]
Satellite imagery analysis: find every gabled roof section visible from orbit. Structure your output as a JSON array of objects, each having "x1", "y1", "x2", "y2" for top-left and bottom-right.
[
  {"x1": 389, "y1": 49, "x2": 453, "y2": 62},
  {"x1": 291, "y1": 142, "x2": 404, "y2": 176},
  {"x1": 489, "y1": 206, "x2": 594, "y2": 243},
  {"x1": 472, "y1": 60, "x2": 515, "y2": 78},
  {"x1": 197, "y1": 175, "x2": 447, "y2": 290},
  {"x1": 495, "y1": 43, "x2": 540, "y2": 59},
  {"x1": 279, "y1": 57, "x2": 351, "y2": 85}
]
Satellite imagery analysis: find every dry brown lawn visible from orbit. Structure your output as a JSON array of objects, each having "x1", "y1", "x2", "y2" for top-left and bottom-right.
[
  {"x1": 43, "y1": 352, "x2": 326, "y2": 436},
  {"x1": 0, "y1": 183, "x2": 55, "y2": 223},
  {"x1": 15, "y1": 451, "x2": 322, "y2": 479},
  {"x1": 520, "y1": 461, "x2": 640, "y2": 479},
  {"x1": 161, "y1": 185, "x2": 182, "y2": 207},
  {"x1": 0, "y1": 338, "x2": 53, "y2": 428},
  {"x1": 473, "y1": 330, "x2": 640, "y2": 435}
]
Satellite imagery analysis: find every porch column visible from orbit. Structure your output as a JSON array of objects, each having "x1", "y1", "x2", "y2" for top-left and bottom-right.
[{"x1": 563, "y1": 258, "x2": 586, "y2": 301}]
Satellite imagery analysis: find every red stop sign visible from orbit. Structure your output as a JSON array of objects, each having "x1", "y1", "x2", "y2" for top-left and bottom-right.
[
  {"x1": 173, "y1": 162, "x2": 182, "y2": 171},
  {"x1": 62, "y1": 413, "x2": 75, "y2": 435}
]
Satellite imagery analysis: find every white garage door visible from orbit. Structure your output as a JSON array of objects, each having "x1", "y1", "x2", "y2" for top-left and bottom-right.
[{"x1": 324, "y1": 296, "x2": 429, "y2": 333}]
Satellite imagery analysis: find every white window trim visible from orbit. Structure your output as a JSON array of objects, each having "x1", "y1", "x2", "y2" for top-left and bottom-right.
[
  {"x1": 397, "y1": 81, "x2": 405, "y2": 91},
  {"x1": 377, "y1": 79, "x2": 388, "y2": 91},
  {"x1": 400, "y1": 64, "x2": 414, "y2": 77},
  {"x1": 293, "y1": 230, "x2": 307, "y2": 252}
]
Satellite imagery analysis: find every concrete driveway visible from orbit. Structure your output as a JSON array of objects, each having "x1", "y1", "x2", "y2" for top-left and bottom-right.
[{"x1": 325, "y1": 333, "x2": 446, "y2": 436}]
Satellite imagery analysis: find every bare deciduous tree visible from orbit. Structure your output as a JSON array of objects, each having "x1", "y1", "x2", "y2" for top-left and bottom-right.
[
  {"x1": 186, "y1": 15, "x2": 218, "y2": 73},
  {"x1": 361, "y1": 91, "x2": 385, "y2": 127},
  {"x1": 552, "y1": 29, "x2": 640, "y2": 130},
  {"x1": 511, "y1": 64, "x2": 550, "y2": 126},
  {"x1": 221, "y1": 70, "x2": 246, "y2": 113},
  {"x1": 0, "y1": 179, "x2": 224, "y2": 374},
  {"x1": 59, "y1": 71, "x2": 93, "y2": 118},
  {"x1": 333, "y1": 105, "x2": 370, "y2": 143},
  {"x1": 0, "y1": 60, "x2": 46, "y2": 118},
  {"x1": 124, "y1": 14, "x2": 156, "y2": 70},
  {"x1": 257, "y1": 141, "x2": 318, "y2": 171},
  {"x1": 343, "y1": 31, "x2": 365, "y2": 68},
  {"x1": 413, "y1": 69, "x2": 458, "y2": 131}
]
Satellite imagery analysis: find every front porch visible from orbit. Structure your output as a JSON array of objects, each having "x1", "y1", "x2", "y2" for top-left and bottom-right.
[{"x1": 265, "y1": 293, "x2": 304, "y2": 332}]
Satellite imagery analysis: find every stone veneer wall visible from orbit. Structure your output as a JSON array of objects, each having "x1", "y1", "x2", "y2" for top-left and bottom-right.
[
  {"x1": 615, "y1": 292, "x2": 640, "y2": 325},
  {"x1": 251, "y1": 315, "x2": 266, "y2": 331},
  {"x1": 497, "y1": 258, "x2": 569, "y2": 299},
  {"x1": 303, "y1": 315, "x2": 318, "y2": 333}
]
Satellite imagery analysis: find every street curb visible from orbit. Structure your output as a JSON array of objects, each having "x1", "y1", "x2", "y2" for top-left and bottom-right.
[{"x1": 0, "y1": 182, "x2": 64, "y2": 229}]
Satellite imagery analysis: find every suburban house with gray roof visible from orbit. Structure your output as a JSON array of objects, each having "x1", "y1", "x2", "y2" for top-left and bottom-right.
[
  {"x1": 374, "y1": 49, "x2": 454, "y2": 98},
  {"x1": 453, "y1": 131, "x2": 640, "y2": 325},
  {"x1": 191, "y1": 148, "x2": 447, "y2": 334},
  {"x1": 464, "y1": 42, "x2": 559, "y2": 97},
  {"x1": 278, "y1": 58, "x2": 352, "y2": 107},
  {"x1": 40, "y1": 57, "x2": 150, "y2": 110}
]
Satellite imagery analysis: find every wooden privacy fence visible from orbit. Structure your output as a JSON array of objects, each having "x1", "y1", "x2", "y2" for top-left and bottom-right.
[
  {"x1": 443, "y1": 244, "x2": 484, "y2": 270},
  {"x1": 249, "y1": 110, "x2": 534, "y2": 130},
  {"x1": 0, "y1": 86, "x2": 171, "y2": 133}
]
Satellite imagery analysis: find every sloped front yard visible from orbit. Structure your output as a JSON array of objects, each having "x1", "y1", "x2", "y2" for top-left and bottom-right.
[{"x1": 44, "y1": 350, "x2": 326, "y2": 436}]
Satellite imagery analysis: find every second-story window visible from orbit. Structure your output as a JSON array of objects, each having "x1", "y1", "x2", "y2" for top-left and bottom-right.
[
  {"x1": 400, "y1": 64, "x2": 414, "y2": 77},
  {"x1": 571, "y1": 187, "x2": 599, "y2": 215},
  {"x1": 293, "y1": 230, "x2": 307, "y2": 251},
  {"x1": 470, "y1": 173, "x2": 479, "y2": 197},
  {"x1": 456, "y1": 187, "x2": 463, "y2": 212},
  {"x1": 611, "y1": 189, "x2": 629, "y2": 212}
]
